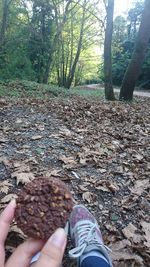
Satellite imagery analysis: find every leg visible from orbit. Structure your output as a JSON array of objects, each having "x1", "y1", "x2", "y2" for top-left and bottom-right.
[
  {"x1": 81, "y1": 256, "x2": 111, "y2": 267},
  {"x1": 69, "y1": 205, "x2": 112, "y2": 267}
]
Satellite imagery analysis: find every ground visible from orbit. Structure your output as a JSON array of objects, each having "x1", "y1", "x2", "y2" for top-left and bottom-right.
[{"x1": 0, "y1": 82, "x2": 150, "y2": 267}]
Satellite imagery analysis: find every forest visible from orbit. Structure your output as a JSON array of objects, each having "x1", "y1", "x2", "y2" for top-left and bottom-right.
[
  {"x1": 0, "y1": 0, "x2": 150, "y2": 100},
  {"x1": 0, "y1": 1, "x2": 150, "y2": 267}
]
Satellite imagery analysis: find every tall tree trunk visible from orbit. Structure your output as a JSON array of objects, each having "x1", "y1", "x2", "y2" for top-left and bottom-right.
[
  {"x1": 43, "y1": 0, "x2": 72, "y2": 84},
  {"x1": 0, "y1": 0, "x2": 9, "y2": 45},
  {"x1": 65, "y1": 0, "x2": 86, "y2": 89},
  {"x1": 119, "y1": 0, "x2": 150, "y2": 101},
  {"x1": 104, "y1": 0, "x2": 115, "y2": 100}
]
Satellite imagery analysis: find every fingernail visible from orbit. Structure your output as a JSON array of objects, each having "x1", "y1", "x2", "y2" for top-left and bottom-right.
[{"x1": 49, "y1": 228, "x2": 66, "y2": 249}]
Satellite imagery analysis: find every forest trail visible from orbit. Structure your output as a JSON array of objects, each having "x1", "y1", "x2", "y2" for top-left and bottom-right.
[{"x1": 81, "y1": 84, "x2": 150, "y2": 98}]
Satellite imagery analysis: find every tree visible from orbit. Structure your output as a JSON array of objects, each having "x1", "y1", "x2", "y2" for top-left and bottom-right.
[
  {"x1": 54, "y1": 0, "x2": 101, "y2": 88},
  {"x1": 104, "y1": 0, "x2": 115, "y2": 100},
  {"x1": 119, "y1": 0, "x2": 150, "y2": 101},
  {"x1": 28, "y1": 0, "x2": 55, "y2": 83},
  {"x1": 0, "y1": 0, "x2": 12, "y2": 45},
  {"x1": 42, "y1": 0, "x2": 73, "y2": 84}
]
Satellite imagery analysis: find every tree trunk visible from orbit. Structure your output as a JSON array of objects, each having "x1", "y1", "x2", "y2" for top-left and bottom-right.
[
  {"x1": 65, "y1": 0, "x2": 86, "y2": 89},
  {"x1": 119, "y1": 0, "x2": 150, "y2": 101},
  {"x1": 0, "y1": 0, "x2": 9, "y2": 45},
  {"x1": 43, "y1": 0, "x2": 72, "y2": 84},
  {"x1": 104, "y1": 0, "x2": 115, "y2": 100}
]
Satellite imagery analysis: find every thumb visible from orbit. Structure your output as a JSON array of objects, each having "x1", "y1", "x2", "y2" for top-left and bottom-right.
[{"x1": 35, "y1": 228, "x2": 67, "y2": 267}]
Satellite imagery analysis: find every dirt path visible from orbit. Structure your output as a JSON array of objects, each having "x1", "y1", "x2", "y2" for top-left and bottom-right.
[
  {"x1": 0, "y1": 97, "x2": 149, "y2": 266},
  {"x1": 81, "y1": 84, "x2": 150, "y2": 98}
]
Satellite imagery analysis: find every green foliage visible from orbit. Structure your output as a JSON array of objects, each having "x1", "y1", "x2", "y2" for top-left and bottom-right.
[
  {"x1": 111, "y1": 1, "x2": 150, "y2": 89},
  {"x1": 0, "y1": 79, "x2": 104, "y2": 99},
  {"x1": 0, "y1": 0, "x2": 101, "y2": 87}
]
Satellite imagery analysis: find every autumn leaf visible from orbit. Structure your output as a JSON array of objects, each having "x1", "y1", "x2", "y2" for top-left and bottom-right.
[
  {"x1": 31, "y1": 135, "x2": 42, "y2": 140},
  {"x1": 12, "y1": 172, "x2": 35, "y2": 185},
  {"x1": 82, "y1": 191, "x2": 94, "y2": 203},
  {"x1": 141, "y1": 221, "x2": 150, "y2": 248},
  {"x1": 0, "y1": 180, "x2": 13, "y2": 194},
  {"x1": 1, "y1": 194, "x2": 17, "y2": 203},
  {"x1": 130, "y1": 179, "x2": 149, "y2": 196}
]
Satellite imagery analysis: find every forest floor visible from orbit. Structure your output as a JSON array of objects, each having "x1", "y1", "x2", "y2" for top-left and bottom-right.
[{"x1": 0, "y1": 83, "x2": 150, "y2": 267}]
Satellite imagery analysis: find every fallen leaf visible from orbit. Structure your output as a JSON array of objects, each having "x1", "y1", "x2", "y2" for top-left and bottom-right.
[
  {"x1": 135, "y1": 154, "x2": 144, "y2": 161},
  {"x1": 0, "y1": 136, "x2": 8, "y2": 143},
  {"x1": 82, "y1": 191, "x2": 94, "y2": 203},
  {"x1": 122, "y1": 223, "x2": 137, "y2": 240},
  {"x1": 59, "y1": 155, "x2": 76, "y2": 165},
  {"x1": 106, "y1": 181, "x2": 119, "y2": 193},
  {"x1": 110, "y1": 239, "x2": 131, "y2": 251},
  {"x1": 12, "y1": 172, "x2": 35, "y2": 185},
  {"x1": 0, "y1": 180, "x2": 13, "y2": 194},
  {"x1": 99, "y1": 168, "x2": 107, "y2": 174},
  {"x1": 31, "y1": 135, "x2": 42, "y2": 140},
  {"x1": 78, "y1": 185, "x2": 88, "y2": 192},
  {"x1": 49, "y1": 169, "x2": 61, "y2": 177},
  {"x1": 0, "y1": 194, "x2": 17, "y2": 203},
  {"x1": 141, "y1": 221, "x2": 150, "y2": 248},
  {"x1": 96, "y1": 185, "x2": 110, "y2": 192},
  {"x1": 111, "y1": 250, "x2": 143, "y2": 265},
  {"x1": 15, "y1": 118, "x2": 23, "y2": 124},
  {"x1": 10, "y1": 224, "x2": 26, "y2": 238},
  {"x1": 130, "y1": 179, "x2": 149, "y2": 196}
]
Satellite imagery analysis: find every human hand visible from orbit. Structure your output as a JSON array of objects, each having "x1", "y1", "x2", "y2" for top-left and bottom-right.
[{"x1": 0, "y1": 200, "x2": 67, "y2": 267}]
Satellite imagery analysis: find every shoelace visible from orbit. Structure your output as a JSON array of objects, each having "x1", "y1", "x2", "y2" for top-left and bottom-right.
[{"x1": 69, "y1": 221, "x2": 111, "y2": 258}]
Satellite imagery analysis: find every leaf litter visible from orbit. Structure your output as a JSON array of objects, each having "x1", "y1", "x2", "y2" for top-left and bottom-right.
[{"x1": 0, "y1": 96, "x2": 150, "y2": 266}]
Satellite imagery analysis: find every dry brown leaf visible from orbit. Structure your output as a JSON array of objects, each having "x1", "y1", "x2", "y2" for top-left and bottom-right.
[
  {"x1": 96, "y1": 185, "x2": 110, "y2": 192},
  {"x1": 0, "y1": 194, "x2": 17, "y2": 203},
  {"x1": 106, "y1": 181, "x2": 119, "y2": 193},
  {"x1": 78, "y1": 185, "x2": 88, "y2": 192},
  {"x1": 122, "y1": 223, "x2": 137, "y2": 240},
  {"x1": 10, "y1": 224, "x2": 26, "y2": 238},
  {"x1": 48, "y1": 169, "x2": 61, "y2": 177},
  {"x1": 110, "y1": 239, "x2": 131, "y2": 251},
  {"x1": 122, "y1": 223, "x2": 143, "y2": 244},
  {"x1": 31, "y1": 135, "x2": 42, "y2": 140},
  {"x1": 15, "y1": 118, "x2": 23, "y2": 124},
  {"x1": 130, "y1": 179, "x2": 149, "y2": 196},
  {"x1": 141, "y1": 221, "x2": 150, "y2": 248},
  {"x1": 82, "y1": 191, "x2": 94, "y2": 203},
  {"x1": 99, "y1": 168, "x2": 107, "y2": 174},
  {"x1": 0, "y1": 180, "x2": 13, "y2": 194},
  {"x1": 111, "y1": 250, "x2": 143, "y2": 265},
  {"x1": 59, "y1": 127, "x2": 73, "y2": 137},
  {"x1": 135, "y1": 154, "x2": 144, "y2": 161},
  {"x1": 5, "y1": 246, "x2": 15, "y2": 255},
  {"x1": 0, "y1": 136, "x2": 8, "y2": 143},
  {"x1": 12, "y1": 172, "x2": 35, "y2": 185},
  {"x1": 13, "y1": 162, "x2": 30, "y2": 172},
  {"x1": 59, "y1": 155, "x2": 76, "y2": 165}
]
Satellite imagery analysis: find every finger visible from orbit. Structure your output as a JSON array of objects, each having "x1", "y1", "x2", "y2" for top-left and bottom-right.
[
  {"x1": 35, "y1": 228, "x2": 66, "y2": 267},
  {"x1": 5, "y1": 239, "x2": 44, "y2": 267},
  {"x1": 0, "y1": 200, "x2": 16, "y2": 244},
  {"x1": 0, "y1": 200, "x2": 16, "y2": 265}
]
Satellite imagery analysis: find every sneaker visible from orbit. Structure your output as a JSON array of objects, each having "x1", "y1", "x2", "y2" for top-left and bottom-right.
[{"x1": 69, "y1": 205, "x2": 112, "y2": 266}]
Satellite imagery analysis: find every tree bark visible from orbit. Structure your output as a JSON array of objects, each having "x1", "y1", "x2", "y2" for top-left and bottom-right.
[
  {"x1": 104, "y1": 0, "x2": 115, "y2": 100},
  {"x1": 65, "y1": 0, "x2": 86, "y2": 89},
  {"x1": 43, "y1": 0, "x2": 73, "y2": 84},
  {"x1": 119, "y1": 0, "x2": 150, "y2": 101},
  {"x1": 0, "y1": 0, "x2": 10, "y2": 45}
]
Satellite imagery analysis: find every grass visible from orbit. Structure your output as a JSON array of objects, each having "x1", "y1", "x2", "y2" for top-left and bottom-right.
[
  {"x1": 71, "y1": 87, "x2": 104, "y2": 98},
  {"x1": 0, "y1": 80, "x2": 104, "y2": 100}
]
